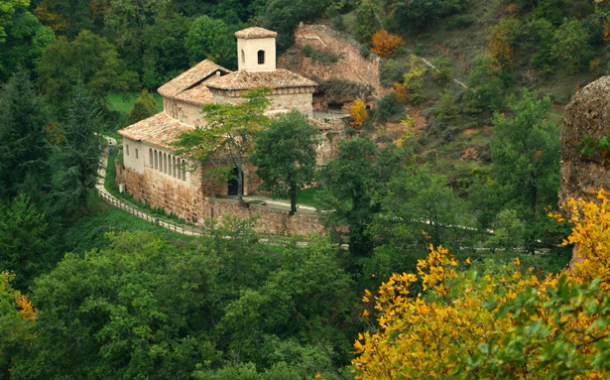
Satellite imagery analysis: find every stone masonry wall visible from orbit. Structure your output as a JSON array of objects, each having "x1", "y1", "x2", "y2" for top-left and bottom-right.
[
  {"x1": 163, "y1": 98, "x2": 206, "y2": 127},
  {"x1": 202, "y1": 198, "x2": 325, "y2": 236},
  {"x1": 115, "y1": 161, "x2": 325, "y2": 236}
]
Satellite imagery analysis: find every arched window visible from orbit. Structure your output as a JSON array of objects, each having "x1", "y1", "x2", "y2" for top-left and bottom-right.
[
  {"x1": 149, "y1": 149, "x2": 152, "y2": 167},
  {"x1": 258, "y1": 50, "x2": 265, "y2": 65},
  {"x1": 182, "y1": 160, "x2": 186, "y2": 181},
  {"x1": 241, "y1": 49, "x2": 245, "y2": 63},
  {"x1": 172, "y1": 156, "x2": 176, "y2": 177},
  {"x1": 154, "y1": 150, "x2": 158, "y2": 170},
  {"x1": 163, "y1": 153, "x2": 167, "y2": 174}
]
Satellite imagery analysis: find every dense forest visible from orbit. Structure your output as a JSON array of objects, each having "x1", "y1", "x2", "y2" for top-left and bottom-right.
[{"x1": 3, "y1": 0, "x2": 610, "y2": 378}]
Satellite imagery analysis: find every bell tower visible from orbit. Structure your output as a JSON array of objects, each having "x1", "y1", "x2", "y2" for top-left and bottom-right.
[{"x1": 235, "y1": 27, "x2": 277, "y2": 72}]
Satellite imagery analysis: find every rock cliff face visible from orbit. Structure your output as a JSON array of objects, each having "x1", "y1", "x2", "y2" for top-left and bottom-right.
[
  {"x1": 278, "y1": 24, "x2": 385, "y2": 111},
  {"x1": 560, "y1": 76, "x2": 610, "y2": 208}
]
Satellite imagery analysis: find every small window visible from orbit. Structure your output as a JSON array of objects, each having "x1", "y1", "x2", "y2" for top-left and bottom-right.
[
  {"x1": 241, "y1": 49, "x2": 245, "y2": 63},
  {"x1": 182, "y1": 160, "x2": 186, "y2": 181},
  {"x1": 149, "y1": 149, "x2": 152, "y2": 166},
  {"x1": 135, "y1": 149, "x2": 139, "y2": 159},
  {"x1": 154, "y1": 150, "x2": 158, "y2": 169},
  {"x1": 258, "y1": 50, "x2": 265, "y2": 65},
  {"x1": 126, "y1": 144, "x2": 129, "y2": 155}
]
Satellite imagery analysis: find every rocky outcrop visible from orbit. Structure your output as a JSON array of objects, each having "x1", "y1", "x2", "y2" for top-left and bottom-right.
[
  {"x1": 278, "y1": 24, "x2": 386, "y2": 109},
  {"x1": 559, "y1": 76, "x2": 610, "y2": 207}
]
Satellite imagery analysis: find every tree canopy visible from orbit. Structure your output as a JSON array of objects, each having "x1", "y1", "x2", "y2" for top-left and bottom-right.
[{"x1": 252, "y1": 110, "x2": 319, "y2": 215}]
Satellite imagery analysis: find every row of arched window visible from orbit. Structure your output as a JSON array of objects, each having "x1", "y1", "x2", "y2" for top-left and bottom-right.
[{"x1": 149, "y1": 148, "x2": 187, "y2": 181}]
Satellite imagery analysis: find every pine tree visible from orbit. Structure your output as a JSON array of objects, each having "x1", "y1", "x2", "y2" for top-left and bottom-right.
[
  {"x1": 0, "y1": 72, "x2": 51, "y2": 201},
  {"x1": 52, "y1": 82, "x2": 103, "y2": 211}
]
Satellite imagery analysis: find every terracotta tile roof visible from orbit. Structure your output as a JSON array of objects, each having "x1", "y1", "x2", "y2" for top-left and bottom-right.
[
  {"x1": 173, "y1": 83, "x2": 216, "y2": 105},
  {"x1": 118, "y1": 112, "x2": 193, "y2": 149},
  {"x1": 158, "y1": 60, "x2": 230, "y2": 99},
  {"x1": 234, "y1": 27, "x2": 277, "y2": 39},
  {"x1": 205, "y1": 69, "x2": 317, "y2": 91}
]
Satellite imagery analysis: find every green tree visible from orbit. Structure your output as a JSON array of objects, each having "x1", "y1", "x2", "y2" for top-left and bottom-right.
[
  {"x1": 125, "y1": 89, "x2": 158, "y2": 126},
  {"x1": 12, "y1": 231, "x2": 223, "y2": 380},
  {"x1": 38, "y1": 30, "x2": 139, "y2": 108},
  {"x1": 141, "y1": 14, "x2": 192, "y2": 88},
  {"x1": 172, "y1": 87, "x2": 271, "y2": 206},
  {"x1": 0, "y1": 194, "x2": 48, "y2": 290},
  {"x1": 354, "y1": 0, "x2": 381, "y2": 42},
  {"x1": 252, "y1": 110, "x2": 319, "y2": 215},
  {"x1": 484, "y1": 89, "x2": 562, "y2": 249},
  {"x1": 260, "y1": 0, "x2": 326, "y2": 52},
  {"x1": 317, "y1": 136, "x2": 404, "y2": 264},
  {"x1": 184, "y1": 15, "x2": 236, "y2": 69},
  {"x1": 0, "y1": 72, "x2": 51, "y2": 201},
  {"x1": 552, "y1": 18, "x2": 591, "y2": 73},
  {"x1": 465, "y1": 52, "x2": 509, "y2": 113},
  {"x1": 52, "y1": 82, "x2": 103, "y2": 212},
  {"x1": 104, "y1": 0, "x2": 171, "y2": 74},
  {"x1": 0, "y1": 272, "x2": 36, "y2": 378},
  {"x1": 0, "y1": 0, "x2": 28, "y2": 42},
  {"x1": 0, "y1": 9, "x2": 55, "y2": 83}
]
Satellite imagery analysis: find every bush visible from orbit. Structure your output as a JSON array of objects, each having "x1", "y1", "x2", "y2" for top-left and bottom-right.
[
  {"x1": 359, "y1": 43, "x2": 371, "y2": 58},
  {"x1": 375, "y1": 92, "x2": 405, "y2": 123},
  {"x1": 370, "y1": 30, "x2": 403, "y2": 58},
  {"x1": 350, "y1": 99, "x2": 368, "y2": 129},
  {"x1": 444, "y1": 14, "x2": 474, "y2": 30},
  {"x1": 380, "y1": 59, "x2": 406, "y2": 88},
  {"x1": 318, "y1": 79, "x2": 374, "y2": 103},
  {"x1": 389, "y1": 0, "x2": 446, "y2": 32},
  {"x1": 436, "y1": 90, "x2": 458, "y2": 121},
  {"x1": 301, "y1": 44, "x2": 339, "y2": 64},
  {"x1": 552, "y1": 18, "x2": 592, "y2": 74},
  {"x1": 260, "y1": 0, "x2": 326, "y2": 53},
  {"x1": 432, "y1": 57, "x2": 452, "y2": 86}
]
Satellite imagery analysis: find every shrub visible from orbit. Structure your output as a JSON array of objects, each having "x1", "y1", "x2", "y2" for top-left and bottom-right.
[
  {"x1": 359, "y1": 43, "x2": 371, "y2": 58},
  {"x1": 402, "y1": 54, "x2": 426, "y2": 106},
  {"x1": 444, "y1": 14, "x2": 474, "y2": 30},
  {"x1": 375, "y1": 92, "x2": 406, "y2": 123},
  {"x1": 432, "y1": 57, "x2": 452, "y2": 86},
  {"x1": 301, "y1": 44, "x2": 339, "y2": 64},
  {"x1": 318, "y1": 79, "x2": 374, "y2": 103},
  {"x1": 552, "y1": 18, "x2": 592, "y2": 73},
  {"x1": 350, "y1": 98, "x2": 368, "y2": 129},
  {"x1": 436, "y1": 90, "x2": 458, "y2": 121},
  {"x1": 370, "y1": 30, "x2": 403, "y2": 58},
  {"x1": 487, "y1": 18, "x2": 520, "y2": 68}
]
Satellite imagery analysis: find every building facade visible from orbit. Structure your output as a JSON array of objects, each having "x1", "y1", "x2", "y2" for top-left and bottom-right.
[{"x1": 117, "y1": 27, "x2": 318, "y2": 223}]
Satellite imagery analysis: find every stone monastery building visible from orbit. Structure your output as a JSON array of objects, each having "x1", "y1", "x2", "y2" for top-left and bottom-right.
[{"x1": 117, "y1": 27, "x2": 320, "y2": 224}]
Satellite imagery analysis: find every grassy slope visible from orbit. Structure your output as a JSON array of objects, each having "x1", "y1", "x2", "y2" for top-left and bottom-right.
[{"x1": 337, "y1": 0, "x2": 603, "y2": 195}]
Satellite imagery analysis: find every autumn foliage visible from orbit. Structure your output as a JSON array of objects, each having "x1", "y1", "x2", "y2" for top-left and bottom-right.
[
  {"x1": 354, "y1": 189, "x2": 610, "y2": 379},
  {"x1": 487, "y1": 18, "x2": 519, "y2": 68},
  {"x1": 350, "y1": 98, "x2": 368, "y2": 129},
  {"x1": 370, "y1": 30, "x2": 402, "y2": 58}
]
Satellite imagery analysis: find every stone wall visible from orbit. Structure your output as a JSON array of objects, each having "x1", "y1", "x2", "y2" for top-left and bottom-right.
[
  {"x1": 163, "y1": 97, "x2": 206, "y2": 127},
  {"x1": 116, "y1": 161, "x2": 207, "y2": 223},
  {"x1": 212, "y1": 90, "x2": 314, "y2": 117},
  {"x1": 202, "y1": 198, "x2": 325, "y2": 236},
  {"x1": 115, "y1": 161, "x2": 325, "y2": 236}
]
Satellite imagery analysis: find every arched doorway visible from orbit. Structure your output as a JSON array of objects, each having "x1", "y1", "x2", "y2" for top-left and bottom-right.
[{"x1": 227, "y1": 167, "x2": 243, "y2": 196}]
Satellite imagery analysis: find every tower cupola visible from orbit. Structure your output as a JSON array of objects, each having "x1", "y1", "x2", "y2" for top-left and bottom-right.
[{"x1": 234, "y1": 27, "x2": 277, "y2": 72}]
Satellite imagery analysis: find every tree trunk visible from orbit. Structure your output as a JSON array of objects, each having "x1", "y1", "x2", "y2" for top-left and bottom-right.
[
  {"x1": 289, "y1": 181, "x2": 297, "y2": 216},
  {"x1": 237, "y1": 167, "x2": 248, "y2": 208}
]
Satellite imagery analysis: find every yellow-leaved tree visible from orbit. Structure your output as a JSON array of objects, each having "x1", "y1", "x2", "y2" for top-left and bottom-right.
[
  {"x1": 350, "y1": 99, "x2": 368, "y2": 129},
  {"x1": 353, "y1": 188, "x2": 610, "y2": 379}
]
